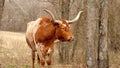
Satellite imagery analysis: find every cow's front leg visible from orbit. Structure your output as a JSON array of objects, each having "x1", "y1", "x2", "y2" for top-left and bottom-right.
[
  {"x1": 46, "y1": 48, "x2": 54, "y2": 65},
  {"x1": 46, "y1": 57, "x2": 52, "y2": 65},
  {"x1": 36, "y1": 44, "x2": 45, "y2": 67},
  {"x1": 40, "y1": 55, "x2": 45, "y2": 66},
  {"x1": 37, "y1": 53, "x2": 45, "y2": 67},
  {"x1": 37, "y1": 54, "x2": 40, "y2": 64}
]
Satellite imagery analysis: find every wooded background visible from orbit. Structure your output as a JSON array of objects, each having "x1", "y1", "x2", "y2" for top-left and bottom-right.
[{"x1": 0, "y1": 0, "x2": 120, "y2": 68}]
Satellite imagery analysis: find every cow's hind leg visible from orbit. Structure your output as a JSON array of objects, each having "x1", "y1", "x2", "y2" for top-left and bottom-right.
[
  {"x1": 37, "y1": 54, "x2": 40, "y2": 64},
  {"x1": 32, "y1": 51, "x2": 35, "y2": 68},
  {"x1": 26, "y1": 38, "x2": 36, "y2": 51}
]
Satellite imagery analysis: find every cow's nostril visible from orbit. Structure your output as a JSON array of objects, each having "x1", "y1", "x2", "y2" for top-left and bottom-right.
[
  {"x1": 71, "y1": 37, "x2": 74, "y2": 41},
  {"x1": 68, "y1": 36, "x2": 74, "y2": 41}
]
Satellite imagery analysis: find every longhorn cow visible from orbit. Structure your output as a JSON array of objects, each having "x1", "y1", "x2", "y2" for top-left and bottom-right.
[{"x1": 26, "y1": 10, "x2": 83, "y2": 68}]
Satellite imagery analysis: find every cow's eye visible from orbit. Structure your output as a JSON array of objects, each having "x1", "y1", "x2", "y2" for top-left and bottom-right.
[{"x1": 61, "y1": 27, "x2": 66, "y2": 31}]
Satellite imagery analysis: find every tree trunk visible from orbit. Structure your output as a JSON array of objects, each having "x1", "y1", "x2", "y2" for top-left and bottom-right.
[
  {"x1": 0, "y1": 0, "x2": 4, "y2": 27},
  {"x1": 98, "y1": 0, "x2": 109, "y2": 68},
  {"x1": 86, "y1": 0, "x2": 98, "y2": 68},
  {"x1": 58, "y1": 0, "x2": 70, "y2": 64}
]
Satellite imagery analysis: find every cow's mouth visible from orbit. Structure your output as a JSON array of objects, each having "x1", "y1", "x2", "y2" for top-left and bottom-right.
[{"x1": 59, "y1": 39, "x2": 73, "y2": 42}]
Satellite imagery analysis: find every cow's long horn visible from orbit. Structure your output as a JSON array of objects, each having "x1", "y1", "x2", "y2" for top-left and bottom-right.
[
  {"x1": 66, "y1": 11, "x2": 83, "y2": 23},
  {"x1": 43, "y1": 9, "x2": 56, "y2": 20}
]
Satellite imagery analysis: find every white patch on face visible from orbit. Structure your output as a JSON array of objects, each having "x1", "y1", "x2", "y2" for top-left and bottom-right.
[
  {"x1": 55, "y1": 20, "x2": 67, "y2": 28},
  {"x1": 62, "y1": 24, "x2": 67, "y2": 27},
  {"x1": 42, "y1": 22, "x2": 48, "y2": 27}
]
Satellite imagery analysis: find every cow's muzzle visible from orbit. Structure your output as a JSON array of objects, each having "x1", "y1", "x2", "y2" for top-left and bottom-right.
[{"x1": 68, "y1": 36, "x2": 74, "y2": 41}]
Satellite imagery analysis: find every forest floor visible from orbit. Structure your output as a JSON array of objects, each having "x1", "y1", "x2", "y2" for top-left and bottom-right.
[
  {"x1": 0, "y1": 31, "x2": 120, "y2": 68},
  {"x1": 0, "y1": 31, "x2": 80, "y2": 68}
]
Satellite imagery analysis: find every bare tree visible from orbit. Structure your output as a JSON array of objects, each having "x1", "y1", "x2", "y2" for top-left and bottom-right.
[
  {"x1": 0, "y1": 0, "x2": 5, "y2": 27},
  {"x1": 98, "y1": 0, "x2": 109, "y2": 68},
  {"x1": 86, "y1": 0, "x2": 98, "y2": 68},
  {"x1": 58, "y1": 0, "x2": 70, "y2": 64}
]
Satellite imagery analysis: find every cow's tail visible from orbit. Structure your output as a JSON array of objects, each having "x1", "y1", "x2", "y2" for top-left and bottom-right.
[
  {"x1": 33, "y1": 33, "x2": 43, "y2": 59},
  {"x1": 33, "y1": 34, "x2": 38, "y2": 49}
]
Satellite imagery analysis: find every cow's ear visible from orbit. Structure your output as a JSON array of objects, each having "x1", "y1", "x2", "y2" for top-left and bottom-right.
[
  {"x1": 53, "y1": 21, "x2": 59, "y2": 26},
  {"x1": 51, "y1": 20, "x2": 58, "y2": 25},
  {"x1": 50, "y1": 19, "x2": 59, "y2": 25},
  {"x1": 54, "y1": 22, "x2": 59, "y2": 25},
  {"x1": 51, "y1": 20, "x2": 54, "y2": 23}
]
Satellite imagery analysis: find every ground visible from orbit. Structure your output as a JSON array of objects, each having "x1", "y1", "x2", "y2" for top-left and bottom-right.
[
  {"x1": 0, "y1": 31, "x2": 80, "y2": 68},
  {"x1": 0, "y1": 31, "x2": 120, "y2": 68}
]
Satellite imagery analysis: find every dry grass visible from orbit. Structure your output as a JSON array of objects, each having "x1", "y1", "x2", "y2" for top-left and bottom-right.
[
  {"x1": 0, "y1": 31, "x2": 83, "y2": 68},
  {"x1": 109, "y1": 51, "x2": 120, "y2": 68},
  {"x1": 0, "y1": 31, "x2": 31, "y2": 68},
  {"x1": 0, "y1": 31, "x2": 120, "y2": 68}
]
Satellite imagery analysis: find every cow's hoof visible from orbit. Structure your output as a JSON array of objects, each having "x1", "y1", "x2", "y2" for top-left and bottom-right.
[
  {"x1": 47, "y1": 59, "x2": 51, "y2": 65},
  {"x1": 40, "y1": 60, "x2": 45, "y2": 66},
  {"x1": 38, "y1": 60, "x2": 40, "y2": 64}
]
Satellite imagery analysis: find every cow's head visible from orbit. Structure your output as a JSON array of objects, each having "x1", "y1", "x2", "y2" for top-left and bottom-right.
[
  {"x1": 54, "y1": 19, "x2": 73, "y2": 41},
  {"x1": 44, "y1": 10, "x2": 83, "y2": 41}
]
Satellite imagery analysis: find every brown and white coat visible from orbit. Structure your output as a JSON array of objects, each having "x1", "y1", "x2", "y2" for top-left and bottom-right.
[{"x1": 26, "y1": 9, "x2": 83, "y2": 68}]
